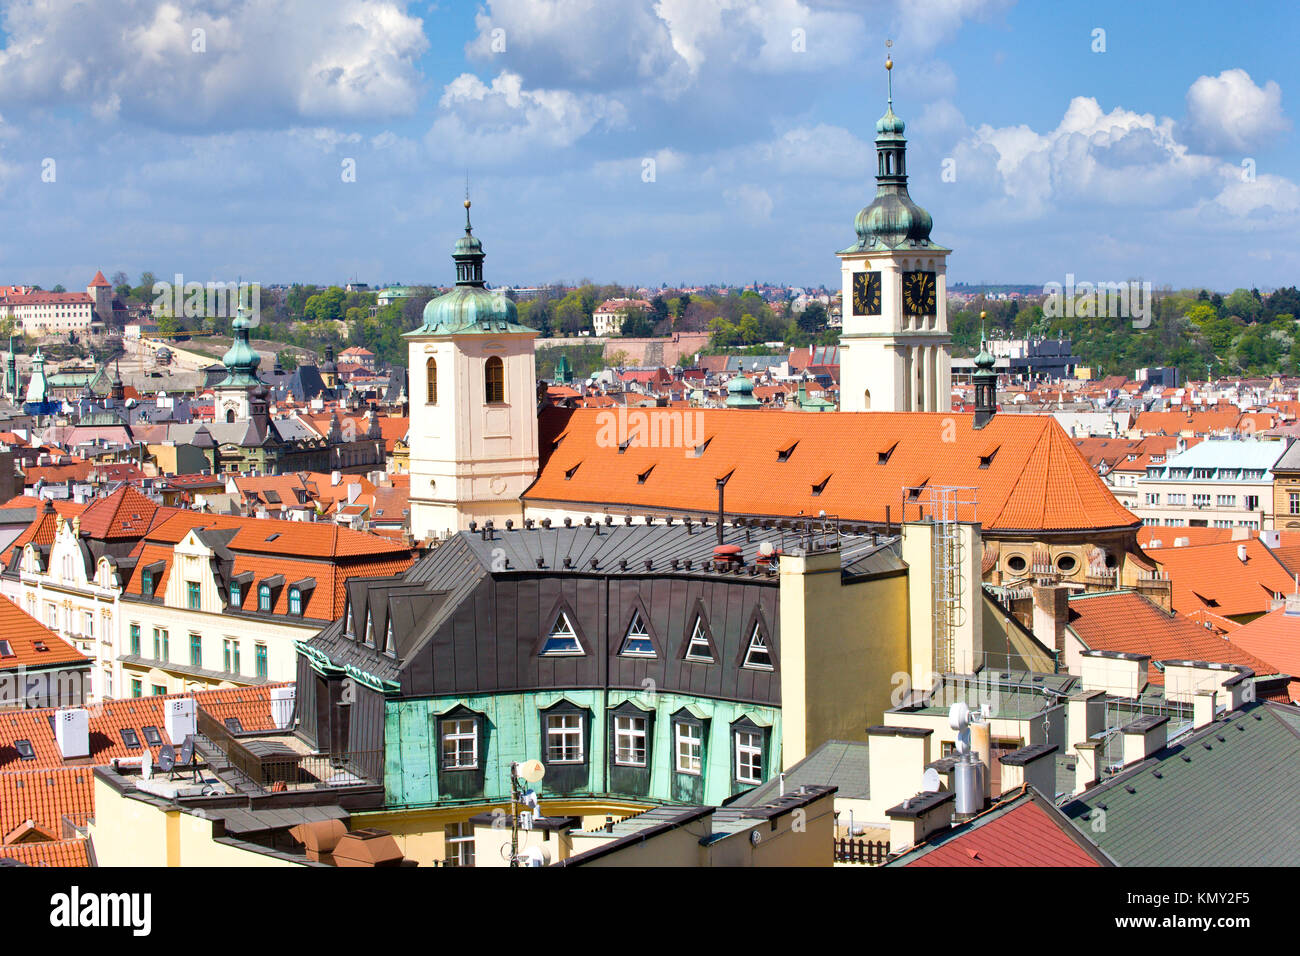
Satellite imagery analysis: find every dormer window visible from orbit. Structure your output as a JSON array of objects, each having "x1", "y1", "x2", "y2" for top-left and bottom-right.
[
  {"x1": 684, "y1": 615, "x2": 714, "y2": 663},
  {"x1": 541, "y1": 610, "x2": 583, "y2": 656},
  {"x1": 742, "y1": 620, "x2": 773, "y2": 670},
  {"x1": 619, "y1": 609, "x2": 655, "y2": 657},
  {"x1": 259, "y1": 584, "x2": 271, "y2": 611},
  {"x1": 288, "y1": 587, "x2": 302, "y2": 615},
  {"x1": 364, "y1": 610, "x2": 375, "y2": 647}
]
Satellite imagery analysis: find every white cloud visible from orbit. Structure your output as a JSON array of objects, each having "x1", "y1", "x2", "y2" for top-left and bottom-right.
[
  {"x1": 0, "y1": 0, "x2": 428, "y2": 127},
  {"x1": 724, "y1": 183, "x2": 774, "y2": 222},
  {"x1": 1184, "y1": 68, "x2": 1289, "y2": 153},
  {"x1": 428, "y1": 71, "x2": 627, "y2": 164}
]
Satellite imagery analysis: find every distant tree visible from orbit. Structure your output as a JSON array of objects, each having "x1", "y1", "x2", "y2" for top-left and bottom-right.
[
  {"x1": 156, "y1": 314, "x2": 180, "y2": 337},
  {"x1": 1223, "y1": 288, "x2": 1262, "y2": 323},
  {"x1": 52, "y1": 284, "x2": 66, "y2": 293},
  {"x1": 276, "y1": 350, "x2": 299, "y2": 371},
  {"x1": 620, "y1": 309, "x2": 654, "y2": 337},
  {"x1": 798, "y1": 301, "x2": 827, "y2": 334}
]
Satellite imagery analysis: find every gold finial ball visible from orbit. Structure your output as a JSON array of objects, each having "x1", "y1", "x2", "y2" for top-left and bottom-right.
[
  {"x1": 464, "y1": 199, "x2": 472, "y2": 208},
  {"x1": 980, "y1": 311, "x2": 987, "y2": 320},
  {"x1": 885, "y1": 58, "x2": 893, "y2": 70}
]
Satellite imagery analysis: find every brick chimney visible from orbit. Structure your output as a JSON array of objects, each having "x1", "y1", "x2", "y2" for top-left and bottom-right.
[{"x1": 1032, "y1": 584, "x2": 1070, "y2": 654}]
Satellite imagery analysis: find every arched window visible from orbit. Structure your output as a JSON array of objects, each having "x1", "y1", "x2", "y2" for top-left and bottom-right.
[
  {"x1": 226, "y1": 409, "x2": 235, "y2": 423},
  {"x1": 259, "y1": 584, "x2": 272, "y2": 612},
  {"x1": 426, "y1": 357, "x2": 438, "y2": 405},
  {"x1": 485, "y1": 356, "x2": 504, "y2": 404}
]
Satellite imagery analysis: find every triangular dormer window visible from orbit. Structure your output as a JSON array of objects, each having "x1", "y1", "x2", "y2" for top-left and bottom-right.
[
  {"x1": 541, "y1": 610, "x2": 583, "y2": 655},
  {"x1": 363, "y1": 610, "x2": 374, "y2": 647},
  {"x1": 620, "y1": 609, "x2": 655, "y2": 657},
  {"x1": 684, "y1": 615, "x2": 714, "y2": 662},
  {"x1": 743, "y1": 620, "x2": 773, "y2": 670}
]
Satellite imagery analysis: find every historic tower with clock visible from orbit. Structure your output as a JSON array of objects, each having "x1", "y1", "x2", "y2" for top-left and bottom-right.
[
  {"x1": 406, "y1": 199, "x2": 540, "y2": 540},
  {"x1": 838, "y1": 58, "x2": 951, "y2": 413}
]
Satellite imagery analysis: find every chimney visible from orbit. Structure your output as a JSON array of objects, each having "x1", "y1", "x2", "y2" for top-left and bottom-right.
[
  {"x1": 55, "y1": 708, "x2": 90, "y2": 759},
  {"x1": 1073, "y1": 741, "x2": 1101, "y2": 795},
  {"x1": 1067, "y1": 689, "x2": 1106, "y2": 756},
  {"x1": 999, "y1": 743, "x2": 1059, "y2": 797},
  {"x1": 1193, "y1": 690, "x2": 1218, "y2": 729},
  {"x1": 886, "y1": 790, "x2": 956, "y2": 853},
  {"x1": 1080, "y1": 650, "x2": 1150, "y2": 697},
  {"x1": 866, "y1": 725, "x2": 933, "y2": 812},
  {"x1": 331, "y1": 470, "x2": 342, "y2": 486},
  {"x1": 1032, "y1": 585, "x2": 1070, "y2": 654},
  {"x1": 1237, "y1": 544, "x2": 1248, "y2": 563},
  {"x1": 1120, "y1": 715, "x2": 1168, "y2": 765}
]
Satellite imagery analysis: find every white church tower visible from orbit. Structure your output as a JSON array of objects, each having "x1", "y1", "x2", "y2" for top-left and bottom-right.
[
  {"x1": 838, "y1": 57, "x2": 952, "y2": 413},
  {"x1": 407, "y1": 199, "x2": 539, "y2": 540}
]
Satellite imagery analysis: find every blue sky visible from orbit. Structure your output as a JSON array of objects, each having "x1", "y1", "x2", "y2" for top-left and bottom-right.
[{"x1": 0, "y1": 0, "x2": 1296, "y2": 292}]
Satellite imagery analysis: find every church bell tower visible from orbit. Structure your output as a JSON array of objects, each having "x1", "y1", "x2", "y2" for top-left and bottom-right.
[{"x1": 838, "y1": 56, "x2": 952, "y2": 413}]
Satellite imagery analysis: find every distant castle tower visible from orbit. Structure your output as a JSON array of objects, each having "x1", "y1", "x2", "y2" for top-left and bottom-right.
[
  {"x1": 837, "y1": 56, "x2": 952, "y2": 413},
  {"x1": 406, "y1": 198, "x2": 539, "y2": 539}
]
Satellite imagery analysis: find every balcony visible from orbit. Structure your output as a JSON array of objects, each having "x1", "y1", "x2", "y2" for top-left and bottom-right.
[{"x1": 195, "y1": 708, "x2": 381, "y2": 793}]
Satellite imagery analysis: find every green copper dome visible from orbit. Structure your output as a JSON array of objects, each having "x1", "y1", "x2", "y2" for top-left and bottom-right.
[
  {"x1": 876, "y1": 105, "x2": 905, "y2": 136},
  {"x1": 839, "y1": 61, "x2": 945, "y2": 254},
  {"x1": 219, "y1": 306, "x2": 261, "y2": 387},
  {"x1": 724, "y1": 374, "x2": 760, "y2": 408},
  {"x1": 407, "y1": 199, "x2": 536, "y2": 337}
]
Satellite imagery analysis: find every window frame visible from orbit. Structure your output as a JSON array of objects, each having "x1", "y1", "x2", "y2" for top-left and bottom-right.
[
  {"x1": 426, "y1": 356, "x2": 438, "y2": 405},
  {"x1": 545, "y1": 711, "x2": 585, "y2": 765},
  {"x1": 613, "y1": 714, "x2": 648, "y2": 768},
  {"x1": 675, "y1": 719, "x2": 704, "y2": 776},
  {"x1": 484, "y1": 355, "x2": 505, "y2": 404},
  {"x1": 441, "y1": 716, "x2": 480, "y2": 771}
]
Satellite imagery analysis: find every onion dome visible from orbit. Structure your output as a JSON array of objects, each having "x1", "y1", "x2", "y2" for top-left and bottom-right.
[{"x1": 408, "y1": 198, "x2": 535, "y2": 337}]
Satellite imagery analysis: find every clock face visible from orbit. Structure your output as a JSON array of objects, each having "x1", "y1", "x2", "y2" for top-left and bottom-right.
[
  {"x1": 902, "y1": 271, "x2": 937, "y2": 316},
  {"x1": 851, "y1": 271, "x2": 882, "y2": 316}
]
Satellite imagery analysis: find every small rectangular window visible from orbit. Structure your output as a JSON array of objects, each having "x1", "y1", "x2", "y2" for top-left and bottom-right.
[
  {"x1": 614, "y1": 715, "x2": 647, "y2": 767},
  {"x1": 546, "y1": 713, "x2": 584, "y2": 764},
  {"x1": 442, "y1": 718, "x2": 478, "y2": 770},
  {"x1": 187, "y1": 581, "x2": 201, "y2": 610},
  {"x1": 675, "y1": 722, "x2": 702, "y2": 775},
  {"x1": 121, "y1": 728, "x2": 141, "y2": 749},
  {"x1": 735, "y1": 730, "x2": 763, "y2": 784},
  {"x1": 142, "y1": 726, "x2": 163, "y2": 746}
]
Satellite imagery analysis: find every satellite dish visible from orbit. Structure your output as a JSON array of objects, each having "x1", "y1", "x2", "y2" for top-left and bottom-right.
[
  {"x1": 516, "y1": 759, "x2": 545, "y2": 783},
  {"x1": 179, "y1": 737, "x2": 194, "y2": 766},
  {"x1": 758, "y1": 541, "x2": 775, "y2": 557},
  {"x1": 921, "y1": 768, "x2": 942, "y2": 793},
  {"x1": 948, "y1": 701, "x2": 971, "y2": 731},
  {"x1": 157, "y1": 745, "x2": 176, "y2": 773}
]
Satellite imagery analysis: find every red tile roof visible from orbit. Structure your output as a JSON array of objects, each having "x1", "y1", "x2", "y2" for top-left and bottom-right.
[
  {"x1": 0, "y1": 683, "x2": 289, "y2": 771},
  {"x1": 1150, "y1": 538, "x2": 1298, "y2": 619},
  {"x1": 0, "y1": 766, "x2": 95, "y2": 837},
  {"x1": 88, "y1": 271, "x2": 111, "y2": 288},
  {"x1": 899, "y1": 788, "x2": 1107, "y2": 867},
  {"x1": 1067, "y1": 590, "x2": 1279, "y2": 682},
  {"x1": 23, "y1": 461, "x2": 93, "y2": 486},
  {"x1": 529, "y1": 408, "x2": 1138, "y2": 533},
  {"x1": 77, "y1": 484, "x2": 173, "y2": 539},
  {"x1": 0, "y1": 838, "x2": 91, "y2": 866},
  {"x1": 1225, "y1": 605, "x2": 1300, "y2": 701}
]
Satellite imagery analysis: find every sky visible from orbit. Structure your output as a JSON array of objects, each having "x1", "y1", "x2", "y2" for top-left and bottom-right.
[{"x1": 0, "y1": 0, "x2": 1297, "y2": 292}]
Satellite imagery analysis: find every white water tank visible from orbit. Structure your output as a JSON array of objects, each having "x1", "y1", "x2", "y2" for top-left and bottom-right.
[
  {"x1": 165, "y1": 697, "x2": 197, "y2": 745},
  {"x1": 55, "y1": 708, "x2": 89, "y2": 759},
  {"x1": 270, "y1": 685, "x2": 296, "y2": 729},
  {"x1": 954, "y1": 757, "x2": 982, "y2": 815}
]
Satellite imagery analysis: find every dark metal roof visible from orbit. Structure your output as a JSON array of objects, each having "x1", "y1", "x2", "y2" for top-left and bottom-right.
[
  {"x1": 729, "y1": 739, "x2": 870, "y2": 806},
  {"x1": 1061, "y1": 701, "x2": 1300, "y2": 866}
]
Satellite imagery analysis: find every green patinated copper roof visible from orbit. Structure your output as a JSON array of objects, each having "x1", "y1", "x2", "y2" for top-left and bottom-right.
[
  {"x1": 406, "y1": 201, "x2": 536, "y2": 338},
  {"x1": 839, "y1": 74, "x2": 946, "y2": 255},
  {"x1": 218, "y1": 306, "x2": 262, "y2": 387}
]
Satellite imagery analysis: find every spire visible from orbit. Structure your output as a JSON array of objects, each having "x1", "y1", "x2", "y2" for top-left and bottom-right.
[
  {"x1": 842, "y1": 47, "x2": 934, "y2": 252},
  {"x1": 452, "y1": 191, "x2": 486, "y2": 287},
  {"x1": 973, "y1": 312, "x2": 997, "y2": 429}
]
